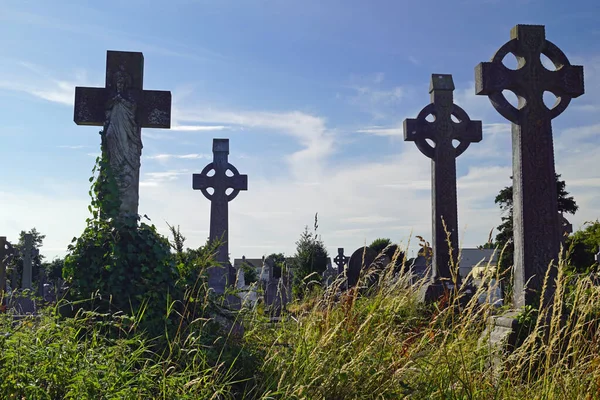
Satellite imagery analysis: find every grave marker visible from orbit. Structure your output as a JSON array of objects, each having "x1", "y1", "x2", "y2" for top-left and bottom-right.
[
  {"x1": 347, "y1": 246, "x2": 377, "y2": 288},
  {"x1": 21, "y1": 233, "x2": 36, "y2": 290},
  {"x1": 404, "y1": 74, "x2": 482, "y2": 300},
  {"x1": 475, "y1": 25, "x2": 584, "y2": 308},
  {"x1": 193, "y1": 139, "x2": 248, "y2": 294},
  {"x1": 0, "y1": 237, "x2": 14, "y2": 297},
  {"x1": 74, "y1": 50, "x2": 172, "y2": 218},
  {"x1": 334, "y1": 248, "x2": 349, "y2": 275}
]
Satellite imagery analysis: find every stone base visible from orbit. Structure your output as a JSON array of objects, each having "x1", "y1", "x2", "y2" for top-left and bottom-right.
[
  {"x1": 478, "y1": 310, "x2": 522, "y2": 371},
  {"x1": 418, "y1": 279, "x2": 474, "y2": 306}
]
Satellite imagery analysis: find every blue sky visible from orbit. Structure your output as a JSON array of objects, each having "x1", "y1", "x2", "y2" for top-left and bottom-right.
[{"x1": 1, "y1": 0, "x2": 599, "y2": 262}]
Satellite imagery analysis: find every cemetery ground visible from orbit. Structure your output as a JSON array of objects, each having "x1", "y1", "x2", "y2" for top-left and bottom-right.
[{"x1": 1, "y1": 241, "x2": 600, "y2": 399}]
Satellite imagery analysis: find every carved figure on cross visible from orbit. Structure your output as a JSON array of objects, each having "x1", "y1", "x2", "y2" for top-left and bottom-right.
[
  {"x1": 193, "y1": 139, "x2": 248, "y2": 294},
  {"x1": 74, "y1": 50, "x2": 172, "y2": 218},
  {"x1": 475, "y1": 24, "x2": 584, "y2": 308},
  {"x1": 404, "y1": 74, "x2": 482, "y2": 290}
]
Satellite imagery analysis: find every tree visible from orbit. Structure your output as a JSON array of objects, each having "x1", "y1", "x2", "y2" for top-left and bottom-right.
[
  {"x1": 494, "y1": 173, "x2": 578, "y2": 298},
  {"x1": 369, "y1": 238, "x2": 392, "y2": 255},
  {"x1": 291, "y1": 213, "x2": 329, "y2": 298},
  {"x1": 566, "y1": 220, "x2": 600, "y2": 273},
  {"x1": 266, "y1": 253, "x2": 286, "y2": 279}
]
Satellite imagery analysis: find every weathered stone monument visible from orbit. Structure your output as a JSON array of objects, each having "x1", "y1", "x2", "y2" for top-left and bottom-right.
[
  {"x1": 475, "y1": 25, "x2": 584, "y2": 309},
  {"x1": 347, "y1": 246, "x2": 377, "y2": 288},
  {"x1": 404, "y1": 74, "x2": 482, "y2": 301},
  {"x1": 74, "y1": 50, "x2": 172, "y2": 218},
  {"x1": 21, "y1": 234, "x2": 37, "y2": 291},
  {"x1": 193, "y1": 139, "x2": 248, "y2": 295},
  {"x1": 0, "y1": 237, "x2": 15, "y2": 297},
  {"x1": 262, "y1": 255, "x2": 292, "y2": 316},
  {"x1": 334, "y1": 248, "x2": 349, "y2": 275}
]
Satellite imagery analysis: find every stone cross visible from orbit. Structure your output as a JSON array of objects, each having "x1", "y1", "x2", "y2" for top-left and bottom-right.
[
  {"x1": 475, "y1": 25, "x2": 584, "y2": 308},
  {"x1": 334, "y1": 248, "x2": 349, "y2": 275},
  {"x1": 74, "y1": 50, "x2": 172, "y2": 218},
  {"x1": 404, "y1": 74, "x2": 482, "y2": 290},
  {"x1": 193, "y1": 139, "x2": 248, "y2": 294}
]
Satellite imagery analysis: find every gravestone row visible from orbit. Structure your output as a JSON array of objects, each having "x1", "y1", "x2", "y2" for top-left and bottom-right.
[{"x1": 68, "y1": 24, "x2": 584, "y2": 324}]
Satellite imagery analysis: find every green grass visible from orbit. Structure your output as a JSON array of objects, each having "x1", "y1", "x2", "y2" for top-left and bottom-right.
[{"x1": 1, "y1": 252, "x2": 600, "y2": 399}]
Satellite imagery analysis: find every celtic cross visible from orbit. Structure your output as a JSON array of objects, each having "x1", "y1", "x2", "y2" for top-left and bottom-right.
[
  {"x1": 193, "y1": 139, "x2": 248, "y2": 294},
  {"x1": 475, "y1": 24, "x2": 584, "y2": 308},
  {"x1": 404, "y1": 74, "x2": 482, "y2": 286},
  {"x1": 334, "y1": 247, "x2": 349, "y2": 275}
]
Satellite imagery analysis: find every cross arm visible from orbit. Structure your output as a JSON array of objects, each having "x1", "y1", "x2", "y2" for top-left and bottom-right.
[
  {"x1": 74, "y1": 87, "x2": 107, "y2": 126},
  {"x1": 227, "y1": 174, "x2": 248, "y2": 191},
  {"x1": 404, "y1": 118, "x2": 436, "y2": 159},
  {"x1": 193, "y1": 174, "x2": 215, "y2": 190},
  {"x1": 544, "y1": 65, "x2": 584, "y2": 99},
  {"x1": 140, "y1": 90, "x2": 172, "y2": 128},
  {"x1": 475, "y1": 62, "x2": 520, "y2": 123}
]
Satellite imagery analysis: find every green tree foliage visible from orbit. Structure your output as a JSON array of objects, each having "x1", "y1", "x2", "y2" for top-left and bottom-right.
[
  {"x1": 369, "y1": 238, "x2": 392, "y2": 255},
  {"x1": 267, "y1": 253, "x2": 286, "y2": 279},
  {"x1": 240, "y1": 261, "x2": 258, "y2": 284},
  {"x1": 494, "y1": 173, "x2": 578, "y2": 298},
  {"x1": 566, "y1": 220, "x2": 600, "y2": 273},
  {"x1": 63, "y1": 129, "x2": 179, "y2": 336},
  {"x1": 292, "y1": 213, "x2": 329, "y2": 298},
  {"x1": 42, "y1": 257, "x2": 64, "y2": 282}
]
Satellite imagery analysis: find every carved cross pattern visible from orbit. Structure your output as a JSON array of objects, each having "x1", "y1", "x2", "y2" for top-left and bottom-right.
[
  {"x1": 403, "y1": 74, "x2": 482, "y2": 283},
  {"x1": 193, "y1": 139, "x2": 248, "y2": 294},
  {"x1": 74, "y1": 50, "x2": 171, "y2": 129},
  {"x1": 334, "y1": 248, "x2": 349, "y2": 274},
  {"x1": 193, "y1": 139, "x2": 248, "y2": 202},
  {"x1": 475, "y1": 25, "x2": 584, "y2": 123},
  {"x1": 475, "y1": 25, "x2": 585, "y2": 309},
  {"x1": 404, "y1": 74, "x2": 482, "y2": 159}
]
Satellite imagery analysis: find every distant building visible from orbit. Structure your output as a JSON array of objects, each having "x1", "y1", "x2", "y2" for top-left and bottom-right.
[{"x1": 458, "y1": 248, "x2": 498, "y2": 279}]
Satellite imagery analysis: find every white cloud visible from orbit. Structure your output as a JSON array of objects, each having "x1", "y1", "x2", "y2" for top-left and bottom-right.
[
  {"x1": 140, "y1": 169, "x2": 190, "y2": 187},
  {"x1": 170, "y1": 125, "x2": 229, "y2": 132},
  {"x1": 0, "y1": 61, "x2": 90, "y2": 106},
  {"x1": 174, "y1": 107, "x2": 334, "y2": 181},
  {"x1": 145, "y1": 153, "x2": 209, "y2": 161},
  {"x1": 356, "y1": 126, "x2": 404, "y2": 137}
]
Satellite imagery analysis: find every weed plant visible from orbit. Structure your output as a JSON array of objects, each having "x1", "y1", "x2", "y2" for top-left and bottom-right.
[{"x1": 1, "y1": 243, "x2": 599, "y2": 399}]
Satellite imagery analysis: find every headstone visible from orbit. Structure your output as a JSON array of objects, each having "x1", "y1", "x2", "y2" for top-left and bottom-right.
[
  {"x1": 475, "y1": 24, "x2": 584, "y2": 308},
  {"x1": 346, "y1": 246, "x2": 377, "y2": 288},
  {"x1": 0, "y1": 237, "x2": 13, "y2": 297},
  {"x1": 74, "y1": 50, "x2": 172, "y2": 218},
  {"x1": 262, "y1": 256, "x2": 291, "y2": 317},
  {"x1": 404, "y1": 74, "x2": 482, "y2": 301},
  {"x1": 410, "y1": 255, "x2": 429, "y2": 281},
  {"x1": 21, "y1": 234, "x2": 35, "y2": 290},
  {"x1": 193, "y1": 138, "x2": 248, "y2": 294},
  {"x1": 322, "y1": 257, "x2": 338, "y2": 287},
  {"x1": 334, "y1": 248, "x2": 349, "y2": 275}
]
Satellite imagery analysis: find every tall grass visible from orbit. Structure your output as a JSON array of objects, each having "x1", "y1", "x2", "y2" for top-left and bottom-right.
[{"x1": 1, "y1": 245, "x2": 599, "y2": 399}]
